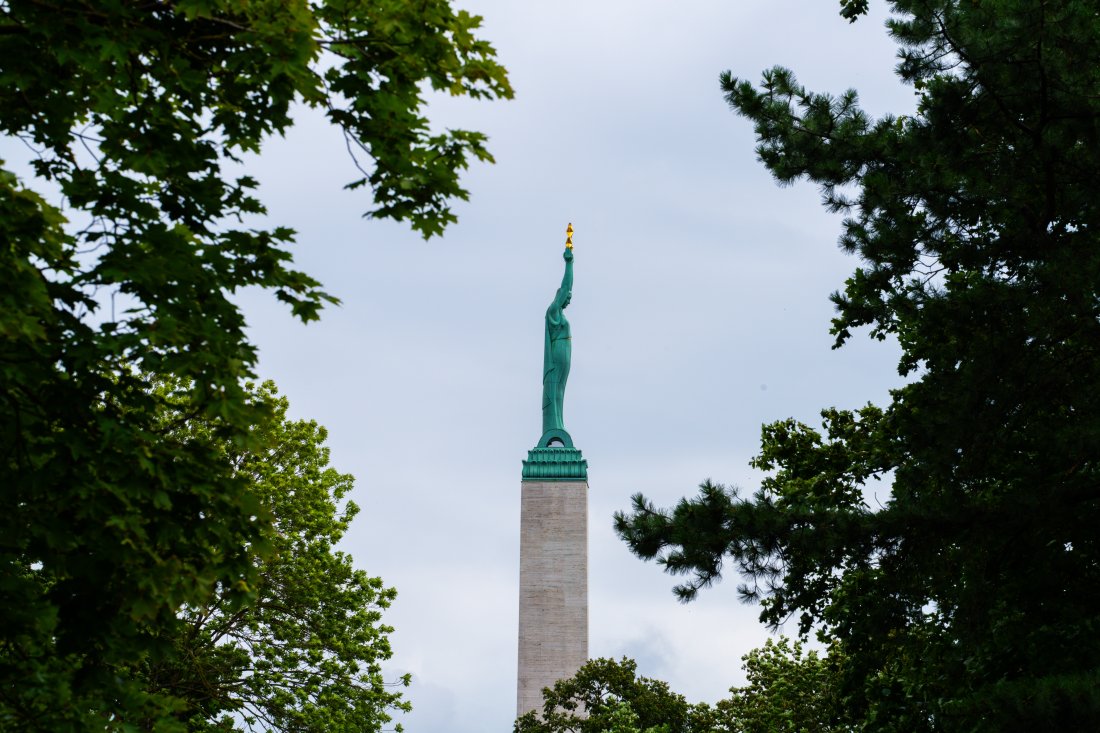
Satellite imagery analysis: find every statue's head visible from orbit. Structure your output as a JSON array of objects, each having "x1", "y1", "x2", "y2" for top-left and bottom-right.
[{"x1": 563, "y1": 292, "x2": 571, "y2": 308}]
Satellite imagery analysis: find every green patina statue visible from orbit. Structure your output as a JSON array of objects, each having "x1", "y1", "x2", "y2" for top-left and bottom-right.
[
  {"x1": 541, "y1": 244, "x2": 574, "y2": 446},
  {"x1": 523, "y1": 224, "x2": 587, "y2": 479}
]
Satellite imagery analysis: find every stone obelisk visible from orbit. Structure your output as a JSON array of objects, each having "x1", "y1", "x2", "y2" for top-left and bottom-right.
[{"x1": 517, "y1": 224, "x2": 589, "y2": 717}]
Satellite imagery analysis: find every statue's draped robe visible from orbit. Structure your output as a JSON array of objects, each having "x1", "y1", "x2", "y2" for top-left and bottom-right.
[{"x1": 542, "y1": 259, "x2": 573, "y2": 437}]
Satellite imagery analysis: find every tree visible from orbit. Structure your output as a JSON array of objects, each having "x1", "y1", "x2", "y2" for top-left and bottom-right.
[
  {"x1": 514, "y1": 641, "x2": 843, "y2": 733},
  {"x1": 716, "y1": 637, "x2": 845, "y2": 733},
  {"x1": 0, "y1": 2, "x2": 510, "y2": 729},
  {"x1": 616, "y1": 1, "x2": 1100, "y2": 730},
  {"x1": 140, "y1": 381, "x2": 406, "y2": 732},
  {"x1": 514, "y1": 658, "x2": 715, "y2": 733}
]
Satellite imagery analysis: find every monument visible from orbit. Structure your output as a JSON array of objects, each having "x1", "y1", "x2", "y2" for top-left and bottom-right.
[{"x1": 517, "y1": 224, "x2": 589, "y2": 717}]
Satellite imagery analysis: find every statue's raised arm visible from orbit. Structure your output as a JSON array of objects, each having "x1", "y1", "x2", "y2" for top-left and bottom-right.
[
  {"x1": 552, "y1": 246, "x2": 574, "y2": 310},
  {"x1": 540, "y1": 237, "x2": 575, "y2": 447}
]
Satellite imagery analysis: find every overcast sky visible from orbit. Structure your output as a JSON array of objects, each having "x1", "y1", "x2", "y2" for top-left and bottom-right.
[
  {"x1": 232, "y1": 3, "x2": 928, "y2": 730},
  {"x1": 235, "y1": 2, "x2": 921, "y2": 731},
  {"x1": 9, "y1": 2, "x2": 919, "y2": 731}
]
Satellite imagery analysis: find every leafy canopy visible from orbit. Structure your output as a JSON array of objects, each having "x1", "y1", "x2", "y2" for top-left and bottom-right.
[
  {"x1": 0, "y1": 1, "x2": 509, "y2": 729},
  {"x1": 513, "y1": 657, "x2": 715, "y2": 733},
  {"x1": 716, "y1": 637, "x2": 845, "y2": 733},
  {"x1": 144, "y1": 382, "x2": 407, "y2": 733},
  {"x1": 514, "y1": 641, "x2": 843, "y2": 733},
  {"x1": 616, "y1": 1, "x2": 1100, "y2": 730}
]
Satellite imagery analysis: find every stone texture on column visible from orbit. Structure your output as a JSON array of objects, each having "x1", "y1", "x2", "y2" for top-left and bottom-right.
[{"x1": 517, "y1": 479, "x2": 588, "y2": 718}]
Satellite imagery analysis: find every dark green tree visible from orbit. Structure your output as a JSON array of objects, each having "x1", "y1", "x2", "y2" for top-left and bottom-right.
[
  {"x1": 513, "y1": 657, "x2": 715, "y2": 733},
  {"x1": 142, "y1": 382, "x2": 406, "y2": 732},
  {"x1": 0, "y1": 2, "x2": 509, "y2": 729},
  {"x1": 616, "y1": 1, "x2": 1100, "y2": 730}
]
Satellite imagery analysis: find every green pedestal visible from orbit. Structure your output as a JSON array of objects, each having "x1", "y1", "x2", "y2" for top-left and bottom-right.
[{"x1": 522, "y1": 445, "x2": 588, "y2": 481}]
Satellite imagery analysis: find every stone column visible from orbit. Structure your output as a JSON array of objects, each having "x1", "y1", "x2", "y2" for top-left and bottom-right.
[{"x1": 517, "y1": 447, "x2": 588, "y2": 718}]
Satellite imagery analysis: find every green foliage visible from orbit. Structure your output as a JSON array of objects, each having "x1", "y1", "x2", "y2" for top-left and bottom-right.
[
  {"x1": 616, "y1": 1, "x2": 1100, "y2": 730},
  {"x1": 515, "y1": 641, "x2": 844, "y2": 733},
  {"x1": 0, "y1": 1, "x2": 508, "y2": 729},
  {"x1": 564, "y1": 702, "x2": 673, "y2": 733},
  {"x1": 513, "y1": 658, "x2": 715, "y2": 733},
  {"x1": 717, "y1": 637, "x2": 845, "y2": 733},
  {"x1": 142, "y1": 381, "x2": 406, "y2": 732}
]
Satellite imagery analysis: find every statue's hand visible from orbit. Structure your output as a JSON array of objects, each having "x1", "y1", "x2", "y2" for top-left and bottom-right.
[{"x1": 564, "y1": 247, "x2": 574, "y2": 262}]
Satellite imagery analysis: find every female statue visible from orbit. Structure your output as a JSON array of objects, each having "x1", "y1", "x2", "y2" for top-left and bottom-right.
[{"x1": 541, "y1": 246, "x2": 573, "y2": 445}]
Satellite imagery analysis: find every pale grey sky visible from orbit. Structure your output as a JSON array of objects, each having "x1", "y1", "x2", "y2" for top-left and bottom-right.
[
  {"x1": 236, "y1": 3, "x2": 917, "y2": 730},
  {"x1": 6, "y1": 2, "x2": 917, "y2": 731}
]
